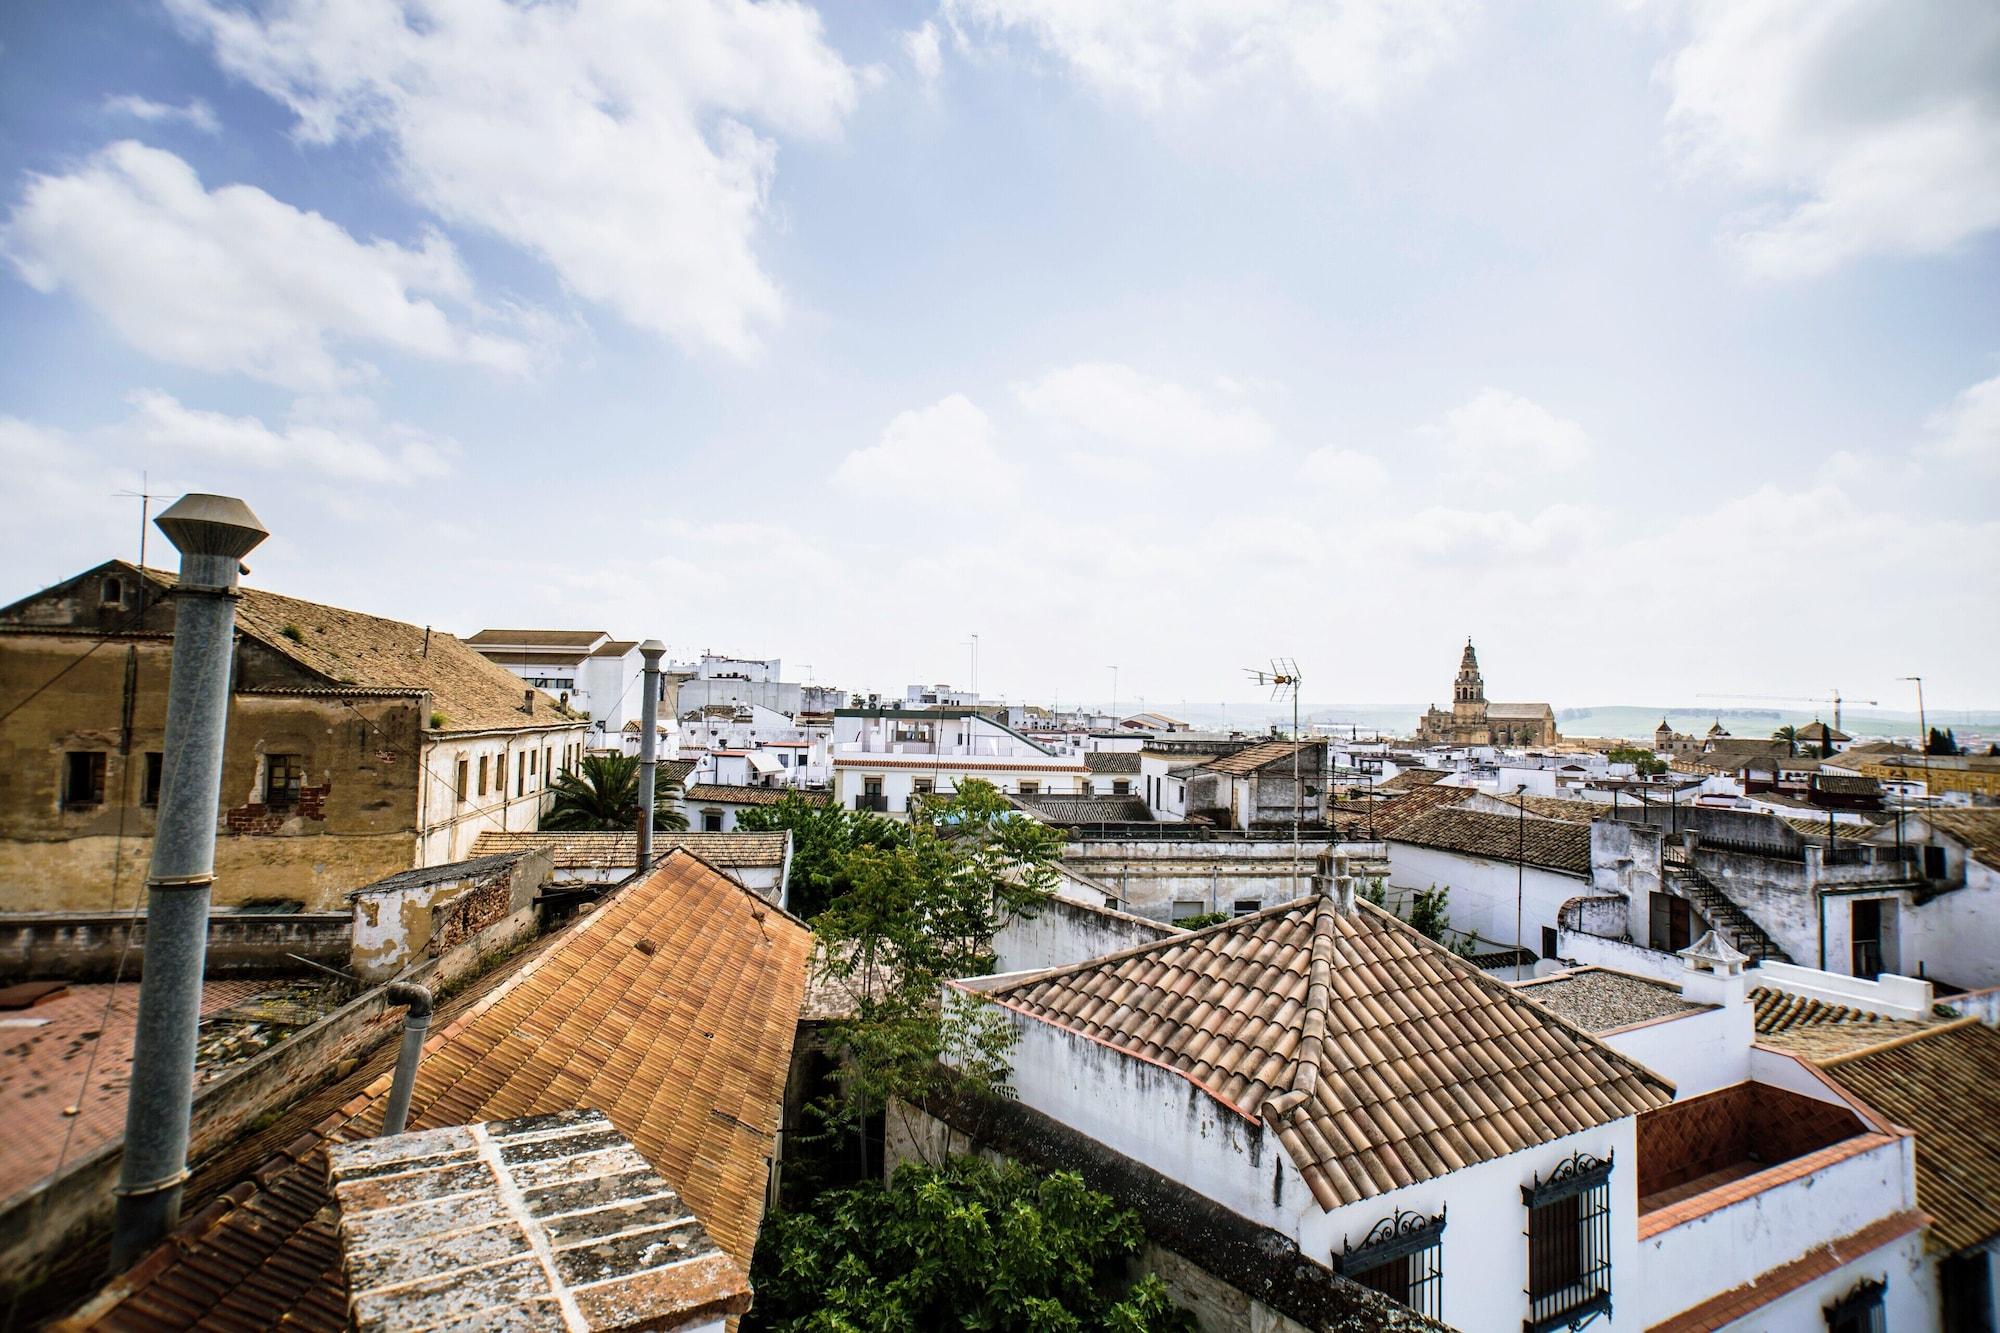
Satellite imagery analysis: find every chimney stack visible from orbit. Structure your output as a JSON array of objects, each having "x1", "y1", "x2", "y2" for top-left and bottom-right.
[
  {"x1": 1318, "y1": 851, "x2": 1359, "y2": 916},
  {"x1": 523, "y1": 687, "x2": 535, "y2": 716},
  {"x1": 111, "y1": 493, "x2": 267, "y2": 1270},
  {"x1": 636, "y1": 641, "x2": 666, "y2": 869}
]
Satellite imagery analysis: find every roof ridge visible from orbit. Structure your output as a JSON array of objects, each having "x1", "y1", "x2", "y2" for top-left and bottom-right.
[
  {"x1": 1816, "y1": 1013, "x2": 1981, "y2": 1067},
  {"x1": 650, "y1": 844, "x2": 814, "y2": 932},
  {"x1": 1261, "y1": 891, "x2": 1337, "y2": 1120}
]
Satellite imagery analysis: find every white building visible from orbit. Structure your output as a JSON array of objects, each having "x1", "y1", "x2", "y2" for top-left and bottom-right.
[
  {"x1": 905, "y1": 682, "x2": 979, "y2": 707},
  {"x1": 669, "y1": 653, "x2": 842, "y2": 716},
  {"x1": 465, "y1": 629, "x2": 669, "y2": 757},
  {"x1": 829, "y1": 706, "x2": 1087, "y2": 814},
  {"x1": 906, "y1": 879, "x2": 1934, "y2": 1332},
  {"x1": 1384, "y1": 804, "x2": 1595, "y2": 961},
  {"x1": 677, "y1": 702, "x2": 829, "y2": 788}
]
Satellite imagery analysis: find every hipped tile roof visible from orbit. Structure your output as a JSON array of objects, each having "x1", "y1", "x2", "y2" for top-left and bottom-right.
[
  {"x1": 684, "y1": 783, "x2": 826, "y2": 806},
  {"x1": 1929, "y1": 810, "x2": 2000, "y2": 871},
  {"x1": 141, "y1": 566, "x2": 579, "y2": 734},
  {"x1": 470, "y1": 829, "x2": 789, "y2": 869},
  {"x1": 1084, "y1": 751, "x2": 1142, "y2": 774},
  {"x1": 1483, "y1": 791, "x2": 1604, "y2": 823},
  {"x1": 1354, "y1": 784, "x2": 1478, "y2": 837},
  {"x1": 68, "y1": 851, "x2": 810, "y2": 1331},
  {"x1": 1011, "y1": 794, "x2": 1153, "y2": 825},
  {"x1": 984, "y1": 894, "x2": 1672, "y2": 1210},
  {"x1": 1750, "y1": 987, "x2": 1943, "y2": 1060},
  {"x1": 1388, "y1": 806, "x2": 1593, "y2": 877},
  {"x1": 1820, "y1": 1018, "x2": 2000, "y2": 1254},
  {"x1": 1377, "y1": 769, "x2": 1448, "y2": 792}
]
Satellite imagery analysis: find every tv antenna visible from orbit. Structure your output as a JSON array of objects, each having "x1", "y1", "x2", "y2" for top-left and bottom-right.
[
  {"x1": 1248, "y1": 659, "x2": 1305, "y2": 897},
  {"x1": 112, "y1": 471, "x2": 170, "y2": 572}
]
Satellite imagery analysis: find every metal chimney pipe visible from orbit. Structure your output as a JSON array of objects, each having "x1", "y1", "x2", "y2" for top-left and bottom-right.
[
  {"x1": 378, "y1": 982, "x2": 434, "y2": 1137},
  {"x1": 110, "y1": 493, "x2": 267, "y2": 1272},
  {"x1": 636, "y1": 640, "x2": 665, "y2": 868}
]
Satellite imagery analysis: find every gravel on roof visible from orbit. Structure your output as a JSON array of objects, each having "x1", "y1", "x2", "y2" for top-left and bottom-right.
[{"x1": 1515, "y1": 968, "x2": 1707, "y2": 1033}]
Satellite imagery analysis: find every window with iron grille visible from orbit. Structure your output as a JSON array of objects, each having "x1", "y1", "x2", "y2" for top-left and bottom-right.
[
  {"x1": 1523, "y1": 1151, "x2": 1613, "y2": 1332},
  {"x1": 1334, "y1": 1208, "x2": 1445, "y2": 1321},
  {"x1": 1825, "y1": 1278, "x2": 1886, "y2": 1333}
]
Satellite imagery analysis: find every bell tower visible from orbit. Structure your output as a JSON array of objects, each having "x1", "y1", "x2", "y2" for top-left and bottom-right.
[{"x1": 1451, "y1": 638, "x2": 1487, "y2": 722}]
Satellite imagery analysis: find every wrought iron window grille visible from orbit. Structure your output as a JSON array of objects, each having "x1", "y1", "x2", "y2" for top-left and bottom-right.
[
  {"x1": 1824, "y1": 1277, "x2": 1887, "y2": 1333},
  {"x1": 1522, "y1": 1152, "x2": 1613, "y2": 1333},
  {"x1": 1333, "y1": 1207, "x2": 1446, "y2": 1318}
]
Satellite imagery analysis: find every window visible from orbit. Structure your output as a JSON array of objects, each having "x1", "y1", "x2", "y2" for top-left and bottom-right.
[
  {"x1": 517, "y1": 761, "x2": 526, "y2": 797},
  {"x1": 1523, "y1": 1152, "x2": 1613, "y2": 1332},
  {"x1": 1542, "y1": 926, "x2": 1559, "y2": 960},
  {"x1": 101, "y1": 576, "x2": 124, "y2": 607},
  {"x1": 703, "y1": 810, "x2": 723, "y2": 833},
  {"x1": 1334, "y1": 1209, "x2": 1445, "y2": 1321},
  {"x1": 530, "y1": 749, "x2": 538, "y2": 776},
  {"x1": 62, "y1": 752, "x2": 106, "y2": 808},
  {"x1": 495, "y1": 753, "x2": 508, "y2": 799},
  {"x1": 1941, "y1": 1253, "x2": 1990, "y2": 1333},
  {"x1": 265, "y1": 754, "x2": 305, "y2": 808},
  {"x1": 456, "y1": 759, "x2": 469, "y2": 802},
  {"x1": 913, "y1": 778, "x2": 933, "y2": 795},
  {"x1": 1232, "y1": 897, "x2": 1261, "y2": 917},
  {"x1": 1081, "y1": 779, "x2": 1095, "y2": 796},
  {"x1": 478, "y1": 755, "x2": 489, "y2": 796},
  {"x1": 1111, "y1": 779, "x2": 1131, "y2": 796},
  {"x1": 142, "y1": 752, "x2": 164, "y2": 807},
  {"x1": 1019, "y1": 780, "x2": 1040, "y2": 796},
  {"x1": 1825, "y1": 1278, "x2": 1887, "y2": 1333},
  {"x1": 1851, "y1": 900, "x2": 1885, "y2": 980},
  {"x1": 1171, "y1": 899, "x2": 1206, "y2": 923}
]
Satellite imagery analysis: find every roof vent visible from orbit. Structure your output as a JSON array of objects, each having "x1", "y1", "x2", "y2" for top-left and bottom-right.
[
  {"x1": 154, "y1": 493, "x2": 268, "y2": 561},
  {"x1": 326, "y1": 1109, "x2": 749, "y2": 1332}
]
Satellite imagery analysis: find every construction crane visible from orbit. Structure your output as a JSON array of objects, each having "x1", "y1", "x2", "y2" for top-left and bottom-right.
[{"x1": 1694, "y1": 690, "x2": 1879, "y2": 733}]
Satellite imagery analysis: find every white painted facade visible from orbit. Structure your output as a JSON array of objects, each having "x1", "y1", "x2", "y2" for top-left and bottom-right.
[
  {"x1": 1385, "y1": 839, "x2": 1586, "y2": 957},
  {"x1": 417, "y1": 727, "x2": 589, "y2": 866},
  {"x1": 830, "y1": 708, "x2": 1086, "y2": 814}
]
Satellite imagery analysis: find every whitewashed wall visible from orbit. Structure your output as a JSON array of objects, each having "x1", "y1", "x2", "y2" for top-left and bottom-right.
[{"x1": 1386, "y1": 841, "x2": 1585, "y2": 953}]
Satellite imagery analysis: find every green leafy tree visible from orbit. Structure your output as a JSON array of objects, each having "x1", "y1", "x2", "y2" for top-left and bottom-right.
[
  {"x1": 751, "y1": 1157, "x2": 1194, "y2": 1333},
  {"x1": 542, "y1": 753, "x2": 688, "y2": 832},
  {"x1": 1607, "y1": 745, "x2": 1667, "y2": 776},
  {"x1": 811, "y1": 780, "x2": 1066, "y2": 1174},
  {"x1": 1403, "y1": 884, "x2": 1477, "y2": 958},
  {"x1": 1927, "y1": 727, "x2": 1961, "y2": 757},
  {"x1": 1173, "y1": 910, "x2": 1229, "y2": 928},
  {"x1": 736, "y1": 791, "x2": 908, "y2": 919},
  {"x1": 1771, "y1": 725, "x2": 1799, "y2": 757}
]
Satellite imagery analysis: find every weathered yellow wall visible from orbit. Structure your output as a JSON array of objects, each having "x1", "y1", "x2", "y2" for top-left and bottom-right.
[{"x1": 1, "y1": 634, "x2": 422, "y2": 912}]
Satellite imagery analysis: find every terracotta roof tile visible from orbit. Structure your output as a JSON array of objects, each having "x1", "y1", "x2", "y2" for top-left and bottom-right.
[
  {"x1": 1821, "y1": 1019, "x2": 2000, "y2": 1253},
  {"x1": 68, "y1": 852, "x2": 809, "y2": 1331},
  {"x1": 469, "y1": 830, "x2": 789, "y2": 869},
  {"x1": 1202, "y1": 740, "x2": 1319, "y2": 776},
  {"x1": 1387, "y1": 807, "x2": 1593, "y2": 876},
  {"x1": 1750, "y1": 986, "x2": 1943, "y2": 1060},
  {"x1": 1377, "y1": 769, "x2": 1447, "y2": 792},
  {"x1": 985, "y1": 895, "x2": 1672, "y2": 1210},
  {"x1": 683, "y1": 783, "x2": 825, "y2": 807}
]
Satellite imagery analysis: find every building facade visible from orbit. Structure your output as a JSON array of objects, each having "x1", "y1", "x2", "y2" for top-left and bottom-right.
[
  {"x1": 1416, "y1": 640, "x2": 1559, "y2": 747},
  {"x1": 0, "y1": 562, "x2": 588, "y2": 912}
]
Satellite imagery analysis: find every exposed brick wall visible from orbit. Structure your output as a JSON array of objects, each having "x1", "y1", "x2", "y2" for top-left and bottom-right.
[
  {"x1": 1637, "y1": 1082, "x2": 1862, "y2": 1196},
  {"x1": 222, "y1": 784, "x2": 331, "y2": 834},
  {"x1": 426, "y1": 864, "x2": 517, "y2": 958}
]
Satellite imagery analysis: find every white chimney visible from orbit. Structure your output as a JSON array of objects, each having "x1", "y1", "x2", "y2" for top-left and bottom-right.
[{"x1": 1678, "y1": 929, "x2": 1750, "y2": 1008}]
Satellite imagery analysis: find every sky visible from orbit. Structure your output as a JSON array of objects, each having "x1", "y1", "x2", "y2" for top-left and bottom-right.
[{"x1": 1, "y1": 0, "x2": 1995, "y2": 718}]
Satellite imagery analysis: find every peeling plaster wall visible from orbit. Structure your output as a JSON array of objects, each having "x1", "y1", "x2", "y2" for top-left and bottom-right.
[
  {"x1": 348, "y1": 850, "x2": 549, "y2": 982},
  {"x1": 1059, "y1": 840, "x2": 1339, "y2": 923}
]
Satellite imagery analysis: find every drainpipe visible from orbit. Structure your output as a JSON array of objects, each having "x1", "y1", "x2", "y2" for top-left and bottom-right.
[
  {"x1": 110, "y1": 494, "x2": 267, "y2": 1272},
  {"x1": 379, "y1": 982, "x2": 434, "y2": 1137},
  {"x1": 636, "y1": 640, "x2": 665, "y2": 868}
]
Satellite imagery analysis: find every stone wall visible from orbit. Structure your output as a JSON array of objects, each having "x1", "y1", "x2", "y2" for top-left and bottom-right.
[
  {"x1": 0, "y1": 910, "x2": 352, "y2": 981},
  {"x1": 348, "y1": 849, "x2": 550, "y2": 981}
]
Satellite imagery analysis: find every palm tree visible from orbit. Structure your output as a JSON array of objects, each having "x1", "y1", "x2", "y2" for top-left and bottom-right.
[
  {"x1": 1771, "y1": 724, "x2": 1799, "y2": 757},
  {"x1": 544, "y1": 753, "x2": 689, "y2": 832}
]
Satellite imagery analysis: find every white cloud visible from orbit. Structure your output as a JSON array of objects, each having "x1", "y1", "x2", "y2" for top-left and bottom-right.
[
  {"x1": 103, "y1": 94, "x2": 221, "y2": 133},
  {"x1": 905, "y1": 22, "x2": 945, "y2": 91},
  {"x1": 1016, "y1": 362, "x2": 1273, "y2": 458},
  {"x1": 120, "y1": 390, "x2": 460, "y2": 484},
  {"x1": 1924, "y1": 370, "x2": 2000, "y2": 472},
  {"x1": 943, "y1": 0, "x2": 1473, "y2": 113},
  {"x1": 834, "y1": 394, "x2": 1017, "y2": 500},
  {"x1": 1298, "y1": 445, "x2": 1389, "y2": 492},
  {"x1": 3, "y1": 141, "x2": 535, "y2": 391},
  {"x1": 170, "y1": 0, "x2": 859, "y2": 357},
  {"x1": 1422, "y1": 388, "x2": 1591, "y2": 483},
  {"x1": 1661, "y1": 0, "x2": 2000, "y2": 277}
]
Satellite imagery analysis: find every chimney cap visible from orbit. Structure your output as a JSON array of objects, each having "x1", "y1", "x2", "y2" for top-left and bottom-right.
[
  {"x1": 155, "y1": 493, "x2": 268, "y2": 560},
  {"x1": 639, "y1": 639, "x2": 666, "y2": 660},
  {"x1": 1679, "y1": 929, "x2": 1748, "y2": 976}
]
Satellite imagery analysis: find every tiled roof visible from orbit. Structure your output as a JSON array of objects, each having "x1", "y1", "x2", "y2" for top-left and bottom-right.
[
  {"x1": 470, "y1": 830, "x2": 790, "y2": 868},
  {"x1": 1378, "y1": 769, "x2": 1447, "y2": 792},
  {"x1": 1821, "y1": 1018, "x2": 2000, "y2": 1253},
  {"x1": 1750, "y1": 987, "x2": 1942, "y2": 1060},
  {"x1": 1202, "y1": 740, "x2": 1318, "y2": 776},
  {"x1": 1084, "y1": 751, "x2": 1141, "y2": 773},
  {"x1": 1482, "y1": 792, "x2": 1605, "y2": 823},
  {"x1": 588, "y1": 638, "x2": 638, "y2": 658},
  {"x1": 1010, "y1": 794, "x2": 1152, "y2": 825},
  {"x1": 683, "y1": 783, "x2": 825, "y2": 806},
  {"x1": 984, "y1": 894, "x2": 1671, "y2": 1209},
  {"x1": 1486, "y1": 701, "x2": 1554, "y2": 719},
  {"x1": 465, "y1": 629, "x2": 610, "y2": 648},
  {"x1": 70, "y1": 852, "x2": 811, "y2": 1330},
  {"x1": 1387, "y1": 807, "x2": 1593, "y2": 877},
  {"x1": 140, "y1": 568, "x2": 578, "y2": 734},
  {"x1": 1929, "y1": 810, "x2": 2000, "y2": 870},
  {"x1": 1352, "y1": 784, "x2": 1478, "y2": 837}
]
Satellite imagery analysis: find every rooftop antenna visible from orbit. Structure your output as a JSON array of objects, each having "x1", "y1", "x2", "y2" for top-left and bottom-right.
[
  {"x1": 965, "y1": 633, "x2": 979, "y2": 697},
  {"x1": 1248, "y1": 658, "x2": 1304, "y2": 898},
  {"x1": 112, "y1": 470, "x2": 169, "y2": 572},
  {"x1": 1108, "y1": 665, "x2": 1119, "y2": 721}
]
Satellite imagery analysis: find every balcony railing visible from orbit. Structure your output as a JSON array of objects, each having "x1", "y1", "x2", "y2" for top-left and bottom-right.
[{"x1": 854, "y1": 793, "x2": 889, "y2": 812}]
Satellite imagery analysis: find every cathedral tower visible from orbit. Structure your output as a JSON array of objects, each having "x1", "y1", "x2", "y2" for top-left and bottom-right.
[{"x1": 1452, "y1": 638, "x2": 1487, "y2": 722}]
